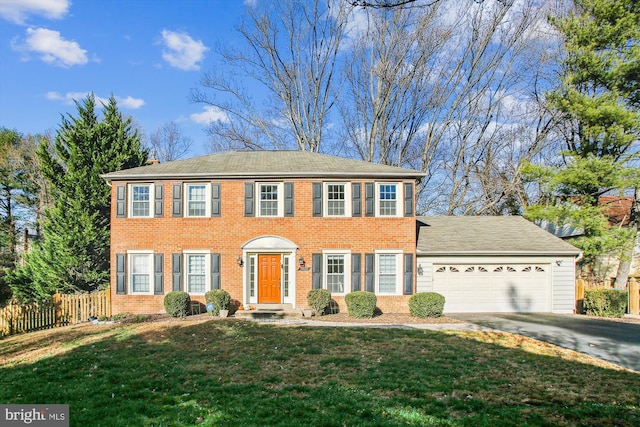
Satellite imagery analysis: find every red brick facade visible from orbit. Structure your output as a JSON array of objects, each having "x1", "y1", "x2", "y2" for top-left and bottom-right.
[{"x1": 109, "y1": 179, "x2": 418, "y2": 315}]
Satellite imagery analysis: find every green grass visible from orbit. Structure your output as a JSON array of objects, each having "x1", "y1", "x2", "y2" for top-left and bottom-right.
[{"x1": 1, "y1": 318, "x2": 638, "y2": 426}]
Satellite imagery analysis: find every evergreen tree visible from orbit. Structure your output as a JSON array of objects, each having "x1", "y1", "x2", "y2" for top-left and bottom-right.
[
  {"x1": 525, "y1": 0, "x2": 639, "y2": 271},
  {"x1": 9, "y1": 95, "x2": 148, "y2": 299}
]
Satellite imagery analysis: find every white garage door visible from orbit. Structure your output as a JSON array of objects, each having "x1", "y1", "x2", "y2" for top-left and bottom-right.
[{"x1": 433, "y1": 264, "x2": 551, "y2": 313}]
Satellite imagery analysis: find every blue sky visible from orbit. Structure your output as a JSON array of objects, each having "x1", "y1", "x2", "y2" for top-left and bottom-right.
[{"x1": 0, "y1": 0, "x2": 251, "y2": 156}]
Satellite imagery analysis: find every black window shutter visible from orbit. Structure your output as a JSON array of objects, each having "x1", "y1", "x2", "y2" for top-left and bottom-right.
[
  {"x1": 312, "y1": 253, "x2": 322, "y2": 289},
  {"x1": 365, "y1": 183, "x2": 375, "y2": 217},
  {"x1": 284, "y1": 182, "x2": 294, "y2": 217},
  {"x1": 365, "y1": 253, "x2": 375, "y2": 292},
  {"x1": 154, "y1": 184, "x2": 164, "y2": 218},
  {"x1": 211, "y1": 183, "x2": 221, "y2": 217},
  {"x1": 211, "y1": 253, "x2": 220, "y2": 290},
  {"x1": 116, "y1": 185, "x2": 126, "y2": 218},
  {"x1": 403, "y1": 254, "x2": 414, "y2": 295},
  {"x1": 351, "y1": 253, "x2": 361, "y2": 291},
  {"x1": 352, "y1": 183, "x2": 361, "y2": 217},
  {"x1": 172, "y1": 184, "x2": 182, "y2": 217},
  {"x1": 312, "y1": 183, "x2": 322, "y2": 217},
  {"x1": 116, "y1": 253, "x2": 126, "y2": 294},
  {"x1": 404, "y1": 182, "x2": 414, "y2": 217},
  {"x1": 172, "y1": 253, "x2": 182, "y2": 291},
  {"x1": 244, "y1": 182, "x2": 254, "y2": 217},
  {"x1": 154, "y1": 253, "x2": 164, "y2": 295}
]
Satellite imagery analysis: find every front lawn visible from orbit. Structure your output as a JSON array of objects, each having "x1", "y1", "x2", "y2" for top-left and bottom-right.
[{"x1": 0, "y1": 318, "x2": 638, "y2": 426}]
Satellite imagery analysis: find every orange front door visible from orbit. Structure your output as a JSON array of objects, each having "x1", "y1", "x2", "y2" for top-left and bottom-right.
[{"x1": 258, "y1": 254, "x2": 281, "y2": 303}]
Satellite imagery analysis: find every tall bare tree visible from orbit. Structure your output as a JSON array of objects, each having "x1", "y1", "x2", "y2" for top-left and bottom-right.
[
  {"x1": 191, "y1": 0, "x2": 350, "y2": 152},
  {"x1": 147, "y1": 121, "x2": 193, "y2": 162}
]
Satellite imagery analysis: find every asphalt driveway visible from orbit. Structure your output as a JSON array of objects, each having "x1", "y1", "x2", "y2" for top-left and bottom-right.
[{"x1": 449, "y1": 313, "x2": 640, "y2": 372}]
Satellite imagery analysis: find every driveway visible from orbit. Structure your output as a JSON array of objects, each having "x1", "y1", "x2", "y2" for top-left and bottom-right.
[{"x1": 449, "y1": 313, "x2": 640, "y2": 372}]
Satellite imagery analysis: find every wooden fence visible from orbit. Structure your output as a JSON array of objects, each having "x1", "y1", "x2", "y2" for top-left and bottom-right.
[
  {"x1": 0, "y1": 291, "x2": 110, "y2": 338},
  {"x1": 576, "y1": 278, "x2": 640, "y2": 315}
]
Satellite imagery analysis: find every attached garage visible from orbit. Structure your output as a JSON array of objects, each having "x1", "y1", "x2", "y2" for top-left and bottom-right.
[{"x1": 416, "y1": 217, "x2": 581, "y2": 314}]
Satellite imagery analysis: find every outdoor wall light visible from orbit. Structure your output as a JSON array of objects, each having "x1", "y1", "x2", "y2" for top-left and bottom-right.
[
  {"x1": 299, "y1": 257, "x2": 305, "y2": 268},
  {"x1": 555, "y1": 260, "x2": 563, "y2": 266},
  {"x1": 237, "y1": 256, "x2": 243, "y2": 267}
]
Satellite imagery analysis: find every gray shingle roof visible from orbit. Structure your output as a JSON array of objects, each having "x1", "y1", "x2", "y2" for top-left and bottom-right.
[
  {"x1": 417, "y1": 216, "x2": 581, "y2": 256},
  {"x1": 102, "y1": 150, "x2": 424, "y2": 181}
]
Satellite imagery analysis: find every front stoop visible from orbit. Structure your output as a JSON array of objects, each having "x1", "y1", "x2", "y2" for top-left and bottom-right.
[{"x1": 233, "y1": 304, "x2": 302, "y2": 320}]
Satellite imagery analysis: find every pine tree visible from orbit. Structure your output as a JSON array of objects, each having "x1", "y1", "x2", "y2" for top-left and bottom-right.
[
  {"x1": 9, "y1": 94, "x2": 148, "y2": 299},
  {"x1": 525, "y1": 0, "x2": 639, "y2": 273}
]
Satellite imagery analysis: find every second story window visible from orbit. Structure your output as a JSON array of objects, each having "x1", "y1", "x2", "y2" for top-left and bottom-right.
[
  {"x1": 186, "y1": 183, "x2": 208, "y2": 217},
  {"x1": 129, "y1": 184, "x2": 153, "y2": 217},
  {"x1": 377, "y1": 183, "x2": 398, "y2": 216},
  {"x1": 259, "y1": 184, "x2": 280, "y2": 216}
]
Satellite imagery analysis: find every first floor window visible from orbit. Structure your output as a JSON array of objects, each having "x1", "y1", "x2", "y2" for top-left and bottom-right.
[
  {"x1": 186, "y1": 254, "x2": 206, "y2": 293},
  {"x1": 378, "y1": 254, "x2": 397, "y2": 294},
  {"x1": 326, "y1": 254, "x2": 345, "y2": 293},
  {"x1": 130, "y1": 253, "x2": 152, "y2": 293}
]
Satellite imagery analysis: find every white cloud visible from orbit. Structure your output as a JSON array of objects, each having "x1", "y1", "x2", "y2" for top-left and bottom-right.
[
  {"x1": 190, "y1": 106, "x2": 230, "y2": 125},
  {"x1": 160, "y1": 29, "x2": 209, "y2": 71},
  {"x1": 0, "y1": 0, "x2": 69, "y2": 24},
  {"x1": 46, "y1": 92, "x2": 145, "y2": 109},
  {"x1": 12, "y1": 27, "x2": 88, "y2": 67}
]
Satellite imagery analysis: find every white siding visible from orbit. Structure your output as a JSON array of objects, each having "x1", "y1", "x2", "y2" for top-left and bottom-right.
[
  {"x1": 551, "y1": 257, "x2": 577, "y2": 314},
  {"x1": 416, "y1": 261, "x2": 433, "y2": 293},
  {"x1": 417, "y1": 255, "x2": 577, "y2": 313}
]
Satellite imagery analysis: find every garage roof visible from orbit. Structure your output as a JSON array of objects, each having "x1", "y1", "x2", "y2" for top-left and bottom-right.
[{"x1": 417, "y1": 216, "x2": 581, "y2": 256}]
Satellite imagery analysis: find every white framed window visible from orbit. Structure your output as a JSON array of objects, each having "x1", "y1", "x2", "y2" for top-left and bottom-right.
[
  {"x1": 185, "y1": 183, "x2": 210, "y2": 217},
  {"x1": 324, "y1": 182, "x2": 351, "y2": 217},
  {"x1": 323, "y1": 250, "x2": 351, "y2": 295},
  {"x1": 184, "y1": 250, "x2": 210, "y2": 294},
  {"x1": 128, "y1": 251, "x2": 154, "y2": 294},
  {"x1": 129, "y1": 184, "x2": 154, "y2": 218},
  {"x1": 258, "y1": 183, "x2": 283, "y2": 217},
  {"x1": 375, "y1": 250, "x2": 402, "y2": 295},
  {"x1": 376, "y1": 183, "x2": 402, "y2": 217}
]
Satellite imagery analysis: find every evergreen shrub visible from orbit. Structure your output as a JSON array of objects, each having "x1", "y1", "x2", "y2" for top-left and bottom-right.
[
  {"x1": 307, "y1": 289, "x2": 331, "y2": 316},
  {"x1": 205, "y1": 289, "x2": 231, "y2": 315},
  {"x1": 584, "y1": 288, "x2": 627, "y2": 318},
  {"x1": 345, "y1": 291, "x2": 377, "y2": 318},
  {"x1": 164, "y1": 291, "x2": 190, "y2": 317},
  {"x1": 409, "y1": 292, "x2": 445, "y2": 318}
]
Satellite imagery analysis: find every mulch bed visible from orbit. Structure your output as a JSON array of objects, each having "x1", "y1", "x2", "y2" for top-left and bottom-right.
[{"x1": 307, "y1": 312, "x2": 463, "y2": 324}]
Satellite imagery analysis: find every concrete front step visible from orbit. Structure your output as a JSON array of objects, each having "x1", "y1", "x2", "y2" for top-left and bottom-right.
[{"x1": 233, "y1": 303, "x2": 302, "y2": 320}]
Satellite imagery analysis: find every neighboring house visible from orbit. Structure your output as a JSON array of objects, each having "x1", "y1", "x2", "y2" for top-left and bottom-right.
[
  {"x1": 539, "y1": 195, "x2": 640, "y2": 282},
  {"x1": 416, "y1": 216, "x2": 581, "y2": 313},
  {"x1": 102, "y1": 151, "x2": 582, "y2": 315},
  {"x1": 101, "y1": 151, "x2": 421, "y2": 315}
]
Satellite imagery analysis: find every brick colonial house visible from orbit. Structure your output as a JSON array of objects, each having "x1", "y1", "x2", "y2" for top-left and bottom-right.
[{"x1": 102, "y1": 151, "x2": 422, "y2": 315}]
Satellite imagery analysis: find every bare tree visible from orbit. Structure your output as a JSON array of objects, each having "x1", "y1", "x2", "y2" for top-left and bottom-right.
[
  {"x1": 191, "y1": 0, "x2": 350, "y2": 152},
  {"x1": 339, "y1": 3, "x2": 448, "y2": 166},
  {"x1": 147, "y1": 122, "x2": 192, "y2": 162},
  {"x1": 338, "y1": 0, "x2": 559, "y2": 214}
]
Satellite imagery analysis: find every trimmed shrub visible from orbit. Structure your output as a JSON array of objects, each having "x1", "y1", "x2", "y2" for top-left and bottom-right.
[
  {"x1": 409, "y1": 292, "x2": 445, "y2": 318},
  {"x1": 164, "y1": 291, "x2": 190, "y2": 318},
  {"x1": 345, "y1": 291, "x2": 377, "y2": 319},
  {"x1": 205, "y1": 289, "x2": 231, "y2": 315},
  {"x1": 307, "y1": 289, "x2": 331, "y2": 316},
  {"x1": 584, "y1": 288, "x2": 627, "y2": 318}
]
